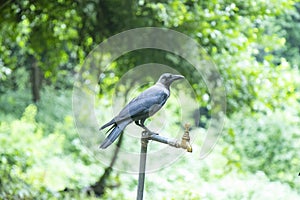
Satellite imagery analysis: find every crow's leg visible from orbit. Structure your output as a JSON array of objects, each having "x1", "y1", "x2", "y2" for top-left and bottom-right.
[
  {"x1": 135, "y1": 120, "x2": 142, "y2": 127},
  {"x1": 140, "y1": 119, "x2": 151, "y2": 133},
  {"x1": 135, "y1": 119, "x2": 158, "y2": 136},
  {"x1": 135, "y1": 119, "x2": 147, "y2": 129},
  {"x1": 135, "y1": 119, "x2": 146, "y2": 128}
]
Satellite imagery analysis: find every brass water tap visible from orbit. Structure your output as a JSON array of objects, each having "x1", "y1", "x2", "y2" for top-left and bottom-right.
[{"x1": 180, "y1": 123, "x2": 192, "y2": 152}]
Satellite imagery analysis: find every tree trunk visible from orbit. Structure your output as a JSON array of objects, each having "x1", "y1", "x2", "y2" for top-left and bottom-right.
[
  {"x1": 87, "y1": 133, "x2": 124, "y2": 196},
  {"x1": 61, "y1": 133, "x2": 124, "y2": 196},
  {"x1": 30, "y1": 57, "x2": 41, "y2": 102}
]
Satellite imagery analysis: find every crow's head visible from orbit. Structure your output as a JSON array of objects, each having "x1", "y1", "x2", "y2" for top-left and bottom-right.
[{"x1": 157, "y1": 73, "x2": 184, "y2": 88}]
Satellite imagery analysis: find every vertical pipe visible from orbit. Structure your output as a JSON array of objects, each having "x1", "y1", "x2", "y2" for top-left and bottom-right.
[{"x1": 137, "y1": 137, "x2": 148, "y2": 200}]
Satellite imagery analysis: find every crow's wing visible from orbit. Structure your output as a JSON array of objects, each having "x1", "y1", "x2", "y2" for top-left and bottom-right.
[
  {"x1": 114, "y1": 86, "x2": 169, "y2": 123},
  {"x1": 100, "y1": 85, "x2": 169, "y2": 130}
]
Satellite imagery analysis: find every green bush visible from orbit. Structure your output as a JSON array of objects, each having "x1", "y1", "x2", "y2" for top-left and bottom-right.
[
  {"x1": 0, "y1": 97, "x2": 101, "y2": 199},
  {"x1": 223, "y1": 110, "x2": 300, "y2": 189}
]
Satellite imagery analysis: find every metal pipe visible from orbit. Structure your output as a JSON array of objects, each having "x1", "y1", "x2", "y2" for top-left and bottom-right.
[
  {"x1": 149, "y1": 123, "x2": 192, "y2": 152},
  {"x1": 136, "y1": 124, "x2": 192, "y2": 199},
  {"x1": 149, "y1": 134, "x2": 180, "y2": 147},
  {"x1": 137, "y1": 134, "x2": 149, "y2": 200}
]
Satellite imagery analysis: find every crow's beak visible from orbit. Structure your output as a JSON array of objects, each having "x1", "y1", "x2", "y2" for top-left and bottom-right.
[{"x1": 171, "y1": 74, "x2": 184, "y2": 81}]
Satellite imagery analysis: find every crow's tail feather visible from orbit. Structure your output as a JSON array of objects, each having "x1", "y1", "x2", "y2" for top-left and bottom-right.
[
  {"x1": 99, "y1": 121, "x2": 129, "y2": 149},
  {"x1": 99, "y1": 118, "x2": 115, "y2": 130}
]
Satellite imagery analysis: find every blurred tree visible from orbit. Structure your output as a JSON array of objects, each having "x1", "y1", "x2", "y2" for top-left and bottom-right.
[
  {"x1": 136, "y1": 0, "x2": 298, "y2": 114},
  {"x1": 1, "y1": 0, "x2": 298, "y2": 111},
  {"x1": 273, "y1": 2, "x2": 300, "y2": 69},
  {"x1": 0, "y1": 1, "x2": 82, "y2": 101},
  {"x1": 1, "y1": 0, "x2": 300, "y2": 198}
]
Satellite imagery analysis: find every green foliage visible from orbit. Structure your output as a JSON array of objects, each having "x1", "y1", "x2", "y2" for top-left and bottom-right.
[
  {"x1": 36, "y1": 86, "x2": 73, "y2": 133},
  {"x1": 102, "y1": 139, "x2": 300, "y2": 199},
  {"x1": 0, "y1": 90, "x2": 101, "y2": 199},
  {"x1": 273, "y1": 2, "x2": 300, "y2": 68},
  {"x1": 223, "y1": 111, "x2": 300, "y2": 189},
  {"x1": 92, "y1": 0, "x2": 299, "y2": 114},
  {"x1": 1, "y1": 0, "x2": 298, "y2": 114},
  {"x1": 0, "y1": 0, "x2": 300, "y2": 199}
]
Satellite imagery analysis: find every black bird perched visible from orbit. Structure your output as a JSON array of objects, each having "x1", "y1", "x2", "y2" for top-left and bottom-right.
[{"x1": 99, "y1": 73, "x2": 184, "y2": 149}]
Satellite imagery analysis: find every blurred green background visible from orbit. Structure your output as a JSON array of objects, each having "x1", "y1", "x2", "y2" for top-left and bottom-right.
[{"x1": 1, "y1": 0, "x2": 300, "y2": 199}]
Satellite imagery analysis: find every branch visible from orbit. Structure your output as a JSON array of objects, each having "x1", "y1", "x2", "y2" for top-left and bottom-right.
[{"x1": 87, "y1": 132, "x2": 124, "y2": 196}]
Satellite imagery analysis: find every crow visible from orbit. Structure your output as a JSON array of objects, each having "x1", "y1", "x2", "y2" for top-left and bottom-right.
[{"x1": 99, "y1": 73, "x2": 184, "y2": 149}]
